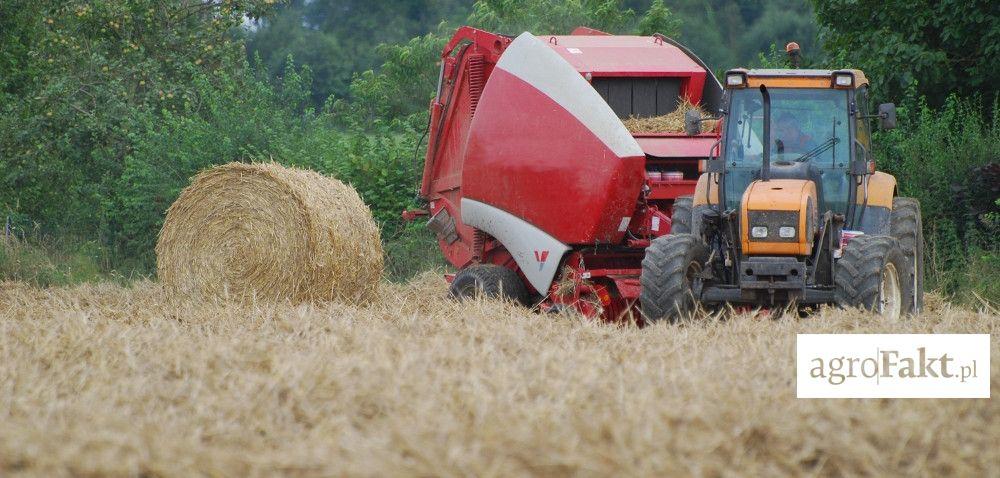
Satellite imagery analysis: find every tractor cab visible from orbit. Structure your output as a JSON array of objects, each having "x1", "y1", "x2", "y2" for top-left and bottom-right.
[
  {"x1": 639, "y1": 67, "x2": 923, "y2": 322},
  {"x1": 703, "y1": 69, "x2": 895, "y2": 229}
]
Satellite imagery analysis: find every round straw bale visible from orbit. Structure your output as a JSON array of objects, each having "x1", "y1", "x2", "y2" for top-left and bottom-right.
[{"x1": 156, "y1": 162, "x2": 383, "y2": 303}]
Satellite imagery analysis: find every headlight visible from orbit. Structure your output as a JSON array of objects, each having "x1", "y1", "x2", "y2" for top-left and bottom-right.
[
  {"x1": 748, "y1": 211, "x2": 798, "y2": 242},
  {"x1": 833, "y1": 72, "x2": 854, "y2": 87},
  {"x1": 725, "y1": 70, "x2": 747, "y2": 87}
]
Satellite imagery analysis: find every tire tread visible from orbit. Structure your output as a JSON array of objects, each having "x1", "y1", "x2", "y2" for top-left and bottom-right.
[
  {"x1": 449, "y1": 264, "x2": 529, "y2": 305},
  {"x1": 834, "y1": 235, "x2": 912, "y2": 314},
  {"x1": 640, "y1": 234, "x2": 708, "y2": 322},
  {"x1": 889, "y1": 197, "x2": 924, "y2": 313}
]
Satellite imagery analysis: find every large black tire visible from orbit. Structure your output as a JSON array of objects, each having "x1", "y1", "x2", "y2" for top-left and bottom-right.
[
  {"x1": 669, "y1": 196, "x2": 693, "y2": 234},
  {"x1": 640, "y1": 234, "x2": 709, "y2": 322},
  {"x1": 834, "y1": 235, "x2": 912, "y2": 319},
  {"x1": 449, "y1": 264, "x2": 529, "y2": 305},
  {"x1": 890, "y1": 197, "x2": 924, "y2": 314}
]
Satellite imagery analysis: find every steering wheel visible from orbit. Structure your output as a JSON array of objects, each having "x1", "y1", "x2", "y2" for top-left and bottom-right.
[{"x1": 771, "y1": 153, "x2": 801, "y2": 166}]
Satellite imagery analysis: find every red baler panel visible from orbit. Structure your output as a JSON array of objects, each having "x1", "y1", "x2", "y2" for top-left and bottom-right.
[
  {"x1": 547, "y1": 35, "x2": 704, "y2": 77},
  {"x1": 463, "y1": 68, "x2": 645, "y2": 245},
  {"x1": 635, "y1": 136, "x2": 718, "y2": 158}
]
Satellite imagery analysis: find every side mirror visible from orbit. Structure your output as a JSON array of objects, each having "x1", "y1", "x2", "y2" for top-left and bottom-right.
[
  {"x1": 684, "y1": 109, "x2": 702, "y2": 136},
  {"x1": 878, "y1": 103, "x2": 897, "y2": 130}
]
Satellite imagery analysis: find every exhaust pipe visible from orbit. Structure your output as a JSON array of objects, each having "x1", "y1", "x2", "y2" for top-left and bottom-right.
[{"x1": 760, "y1": 84, "x2": 771, "y2": 181}]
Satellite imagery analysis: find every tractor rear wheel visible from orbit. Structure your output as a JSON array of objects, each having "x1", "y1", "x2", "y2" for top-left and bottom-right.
[
  {"x1": 640, "y1": 234, "x2": 709, "y2": 323},
  {"x1": 834, "y1": 235, "x2": 912, "y2": 320},
  {"x1": 669, "y1": 196, "x2": 693, "y2": 234},
  {"x1": 449, "y1": 264, "x2": 529, "y2": 305},
  {"x1": 890, "y1": 197, "x2": 924, "y2": 314}
]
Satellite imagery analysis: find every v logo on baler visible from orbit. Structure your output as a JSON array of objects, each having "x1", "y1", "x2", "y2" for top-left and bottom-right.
[{"x1": 533, "y1": 250, "x2": 549, "y2": 271}]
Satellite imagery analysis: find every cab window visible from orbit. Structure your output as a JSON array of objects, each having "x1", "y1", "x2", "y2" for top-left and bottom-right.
[{"x1": 723, "y1": 87, "x2": 851, "y2": 214}]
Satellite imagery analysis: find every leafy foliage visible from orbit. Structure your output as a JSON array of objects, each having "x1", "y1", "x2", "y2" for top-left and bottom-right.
[
  {"x1": 243, "y1": 1, "x2": 826, "y2": 112},
  {"x1": 245, "y1": 0, "x2": 469, "y2": 104},
  {"x1": 469, "y1": 0, "x2": 636, "y2": 34},
  {"x1": 108, "y1": 60, "x2": 320, "y2": 266},
  {"x1": 329, "y1": 32, "x2": 447, "y2": 128},
  {"x1": 0, "y1": 0, "x2": 432, "y2": 275},
  {"x1": 0, "y1": 0, "x2": 277, "y2": 248},
  {"x1": 876, "y1": 95, "x2": 999, "y2": 299},
  {"x1": 811, "y1": 0, "x2": 1000, "y2": 103},
  {"x1": 664, "y1": 0, "x2": 819, "y2": 71},
  {"x1": 638, "y1": 0, "x2": 682, "y2": 37}
]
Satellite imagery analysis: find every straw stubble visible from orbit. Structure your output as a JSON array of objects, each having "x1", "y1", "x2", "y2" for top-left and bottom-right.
[{"x1": 0, "y1": 278, "x2": 996, "y2": 476}]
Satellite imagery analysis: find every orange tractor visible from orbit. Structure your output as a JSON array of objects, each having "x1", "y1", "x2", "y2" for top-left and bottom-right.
[{"x1": 646, "y1": 68, "x2": 924, "y2": 320}]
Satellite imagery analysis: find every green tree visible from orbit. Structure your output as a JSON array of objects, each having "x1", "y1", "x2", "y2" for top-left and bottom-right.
[
  {"x1": 0, "y1": 0, "x2": 280, "y2": 265},
  {"x1": 811, "y1": 0, "x2": 1000, "y2": 103},
  {"x1": 630, "y1": 0, "x2": 820, "y2": 72},
  {"x1": 245, "y1": 0, "x2": 469, "y2": 104},
  {"x1": 638, "y1": 0, "x2": 681, "y2": 37},
  {"x1": 468, "y1": 0, "x2": 636, "y2": 34},
  {"x1": 330, "y1": 32, "x2": 448, "y2": 129}
]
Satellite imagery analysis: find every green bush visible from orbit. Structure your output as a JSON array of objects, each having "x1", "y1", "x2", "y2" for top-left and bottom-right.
[
  {"x1": 382, "y1": 223, "x2": 447, "y2": 281},
  {"x1": 0, "y1": 0, "x2": 283, "y2": 272},
  {"x1": 955, "y1": 250, "x2": 1000, "y2": 307},
  {"x1": 106, "y1": 59, "x2": 319, "y2": 268},
  {"x1": 876, "y1": 95, "x2": 999, "y2": 301},
  {"x1": 106, "y1": 56, "x2": 431, "y2": 272}
]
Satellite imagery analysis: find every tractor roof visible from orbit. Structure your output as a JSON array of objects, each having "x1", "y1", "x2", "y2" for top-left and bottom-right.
[{"x1": 731, "y1": 68, "x2": 869, "y2": 89}]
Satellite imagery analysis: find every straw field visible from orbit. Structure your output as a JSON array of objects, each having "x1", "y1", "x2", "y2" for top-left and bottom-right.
[{"x1": 1, "y1": 274, "x2": 996, "y2": 477}]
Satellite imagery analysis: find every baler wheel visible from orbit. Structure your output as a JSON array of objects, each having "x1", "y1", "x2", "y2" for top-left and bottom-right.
[
  {"x1": 640, "y1": 234, "x2": 709, "y2": 322},
  {"x1": 889, "y1": 197, "x2": 924, "y2": 314},
  {"x1": 449, "y1": 264, "x2": 529, "y2": 305},
  {"x1": 834, "y1": 235, "x2": 912, "y2": 320},
  {"x1": 669, "y1": 196, "x2": 693, "y2": 234}
]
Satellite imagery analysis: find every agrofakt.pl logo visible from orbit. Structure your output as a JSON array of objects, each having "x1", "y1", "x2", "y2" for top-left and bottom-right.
[{"x1": 796, "y1": 334, "x2": 990, "y2": 398}]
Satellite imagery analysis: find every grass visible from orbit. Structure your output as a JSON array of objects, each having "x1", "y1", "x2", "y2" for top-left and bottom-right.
[
  {"x1": 0, "y1": 273, "x2": 996, "y2": 476},
  {"x1": 382, "y1": 224, "x2": 448, "y2": 281},
  {"x1": 0, "y1": 238, "x2": 108, "y2": 287}
]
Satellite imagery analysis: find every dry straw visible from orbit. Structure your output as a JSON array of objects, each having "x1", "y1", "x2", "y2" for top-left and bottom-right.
[
  {"x1": 155, "y1": 162, "x2": 383, "y2": 303},
  {"x1": 0, "y1": 277, "x2": 996, "y2": 476},
  {"x1": 622, "y1": 98, "x2": 719, "y2": 134}
]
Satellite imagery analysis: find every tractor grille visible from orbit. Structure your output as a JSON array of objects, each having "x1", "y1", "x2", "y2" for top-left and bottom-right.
[{"x1": 747, "y1": 211, "x2": 799, "y2": 243}]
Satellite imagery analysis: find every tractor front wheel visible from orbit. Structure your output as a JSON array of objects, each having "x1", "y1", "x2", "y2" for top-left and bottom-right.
[
  {"x1": 834, "y1": 235, "x2": 912, "y2": 320},
  {"x1": 449, "y1": 264, "x2": 529, "y2": 305},
  {"x1": 640, "y1": 234, "x2": 709, "y2": 323}
]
